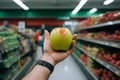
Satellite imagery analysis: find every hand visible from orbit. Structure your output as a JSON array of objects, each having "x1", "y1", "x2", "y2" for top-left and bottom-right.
[{"x1": 41, "y1": 30, "x2": 77, "y2": 66}]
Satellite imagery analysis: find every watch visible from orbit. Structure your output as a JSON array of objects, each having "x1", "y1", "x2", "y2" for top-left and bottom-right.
[{"x1": 36, "y1": 60, "x2": 54, "y2": 73}]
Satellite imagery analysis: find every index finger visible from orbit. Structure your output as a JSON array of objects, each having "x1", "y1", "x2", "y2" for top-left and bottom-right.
[
  {"x1": 72, "y1": 34, "x2": 77, "y2": 40},
  {"x1": 66, "y1": 39, "x2": 76, "y2": 56}
]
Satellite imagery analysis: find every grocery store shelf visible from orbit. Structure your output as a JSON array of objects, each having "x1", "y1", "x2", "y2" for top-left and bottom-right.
[
  {"x1": 0, "y1": 49, "x2": 31, "y2": 68},
  {"x1": 79, "y1": 20, "x2": 120, "y2": 30},
  {"x1": 11, "y1": 57, "x2": 32, "y2": 80},
  {"x1": 3, "y1": 56, "x2": 21, "y2": 68},
  {"x1": 0, "y1": 46, "x2": 20, "y2": 54},
  {"x1": 77, "y1": 37, "x2": 120, "y2": 49},
  {"x1": 75, "y1": 46, "x2": 120, "y2": 77},
  {"x1": 21, "y1": 49, "x2": 31, "y2": 58},
  {"x1": 72, "y1": 53, "x2": 98, "y2": 80}
]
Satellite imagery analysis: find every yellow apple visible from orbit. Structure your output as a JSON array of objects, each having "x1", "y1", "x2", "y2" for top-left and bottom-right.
[{"x1": 50, "y1": 28, "x2": 72, "y2": 51}]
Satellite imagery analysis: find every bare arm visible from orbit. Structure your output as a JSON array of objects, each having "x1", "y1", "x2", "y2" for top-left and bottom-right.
[
  {"x1": 22, "y1": 54, "x2": 55, "y2": 80},
  {"x1": 22, "y1": 30, "x2": 77, "y2": 80}
]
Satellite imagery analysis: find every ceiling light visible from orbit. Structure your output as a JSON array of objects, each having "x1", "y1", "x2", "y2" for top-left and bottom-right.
[
  {"x1": 13, "y1": 0, "x2": 29, "y2": 10},
  {"x1": 89, "y1": 8, "x2": 98, "y2": 13},
  {"x1": 72, "y1": 0, "x2": 88, "y2": 14},
  {"x1": 103, "y1": 0, "x2": 114, "y2": 5}
]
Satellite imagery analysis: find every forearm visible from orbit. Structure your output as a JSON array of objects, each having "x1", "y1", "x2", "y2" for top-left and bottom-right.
[
  {"x1": 22, "y1": 54, "x2": 55, "y2": 80},
  {"x1": 22, "y1": 65, "x2": 50, "y2": 80}
]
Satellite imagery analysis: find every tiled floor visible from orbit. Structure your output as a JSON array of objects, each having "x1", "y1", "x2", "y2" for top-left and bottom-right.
[{"x1": 36, "y1": 46, "x2": 88, "y2": 80}]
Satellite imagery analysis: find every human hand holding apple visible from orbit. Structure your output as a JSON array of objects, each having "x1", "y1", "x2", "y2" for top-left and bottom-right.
[{"x1": 41, "y1": 28, "x2": 77, "y2": 66}]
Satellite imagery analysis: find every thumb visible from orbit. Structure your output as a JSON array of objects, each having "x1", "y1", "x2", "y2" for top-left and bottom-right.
[{"x1": 44, "y1": 30, "x2": 50, "y2": 40}]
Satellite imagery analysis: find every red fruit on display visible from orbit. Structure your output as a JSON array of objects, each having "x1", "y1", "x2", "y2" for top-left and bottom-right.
[
  {"x1": 80, "y1": 54, "x2": 87, "y2": 65},
  {"x1": 116, "y1": 61, "x2": 120, "y2": 66},
  {"x1": 112, "y1": 54, "x2": 117, "y2": 59},
  {"x1": 111, "y1": 60, "x2": 116, "y2": 65},
  {"x1": 92, "y1": 68, "x2": 119, "y2": 80},
  {"x1": 96, "y1": 49, "x2": 120, "y2": 69}
]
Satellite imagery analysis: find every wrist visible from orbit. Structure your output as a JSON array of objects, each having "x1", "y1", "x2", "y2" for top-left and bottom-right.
[
  {"x1": 41, "y1": 53, "x2": 56, "y2": 66},
  {"x1": 36, "y1": 60, "x2": 54, "y2": 73}
]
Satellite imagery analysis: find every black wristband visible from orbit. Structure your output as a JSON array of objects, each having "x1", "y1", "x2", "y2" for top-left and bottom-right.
[{"x1": 36, "y1": 60, "x2": 54, "y2": 73}]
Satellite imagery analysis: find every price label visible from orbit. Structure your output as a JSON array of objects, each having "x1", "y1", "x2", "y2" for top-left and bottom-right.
[
  {"x1": 102, "y1": 62, "x2": 108, "y2": 66},
  {"x1": 106, "y1": 65, "x2": 109, "y2": 68},
  {"x1": 96, "y1": 58, "x2": 98, "y2": 61},
  {"x1": 97, "y1": 59, "x2": 101, "y2": 63},
  {"x1": 115, "y1": 71, "x2": 120, "y2": 76},
  {"x1": 92, "y1": 56, "x2": 95, "y2": 59},
  {"x1": 101, "y1": 62, "x2": 104, "y2": 64},
  {"x1": 118, "y1": 44, "x2": 120, "y2": 48},
  {"x1": 112, "y1": 43, "x2": 118, "y2": 47},
  {"x1": 98, "y1": 60, "x2": 103, "y2": 65},
  {"x1": 97, "y1": 41, "x2": 101, "y2": 44},
  {"x1": 104, "y1": 42, "x2": 109, "y2": 45}
]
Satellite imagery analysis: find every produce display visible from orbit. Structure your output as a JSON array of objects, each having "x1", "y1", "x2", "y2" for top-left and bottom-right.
[
  {"x1": 76, "y1": 40, "x2": 120, "y2": 79},
  {"x1": 0, "y1": 29, "x2": 19, "y2": 50},
  {"x1": 99, "y1": 10, "x2": 120, "y2": 23},
  {"x1": 76, "y1": 10, "x2": 120, "y2": 80},
  {"x1": 79, "y1": 29, "x2": 120, "y2": 42},
  {"x1": 0, "y1": 62, "x2": 20, "y2": 80},
  {"x1": 77, "y1": 46, "x2": 120, "y2": 80},
  {"x1": 2, "y1": 49, "x2": 21, "y2": 67},
  {"x1": 78, "y1": 41, "x2": 120, "y2": 69},
  {"x1": 0, "y1": 57, "x2": 30, "y2": 80},
  {"x1": 79, "y1": 15, "x2": 101, "y2": 28},
  {"x1": 92, "y1": 68, "x2": 120, "y2": 80},
  {"x1": 97, "y1": 51, "x2": 120, "y2": 70},
  {"x1": 0, "y1": 27, "x2": 34, "y2": 80},
  {"x1": 74, "y1": 48, "x2": 83, "y2": 56},
  {"x1": 50, "y1": 28, "x2": 72, "y2": 51},
  {"x1": 79, "y1": 10, "x2": 120, "y2": 28},
  {"x1": 81, "y1": 42, "x2": 103, "y2": 58},
  {"x1": 0, "y1": 28, "x2": 21, "y2": 67},
  {"x1": 80, "y1": 54, "x2": 87, "y2": 65}
]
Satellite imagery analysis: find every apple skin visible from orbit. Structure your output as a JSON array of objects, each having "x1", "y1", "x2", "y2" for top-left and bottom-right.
[{"x1": 50, "y1": 28, "x2": 72, "y2": 51}]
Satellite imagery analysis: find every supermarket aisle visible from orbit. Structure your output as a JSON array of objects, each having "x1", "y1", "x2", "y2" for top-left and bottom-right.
[
  {"x1": 35, "y1": 46, "x2": 43, "y2": 60},
  {"x1": 49, "y1": 56, "x2": 88, "y2": 80},
  {"x1": 35, "y1": 46, "x2": 88, "y2": 80}
]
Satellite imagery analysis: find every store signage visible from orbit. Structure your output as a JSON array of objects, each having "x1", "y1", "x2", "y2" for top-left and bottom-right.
[
  {"x1": 57, "y1": 17, "x2": 70, "y2": 20},
  {"x1": 18, "y1": 21, "x2": 25, "y2": 32}
]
